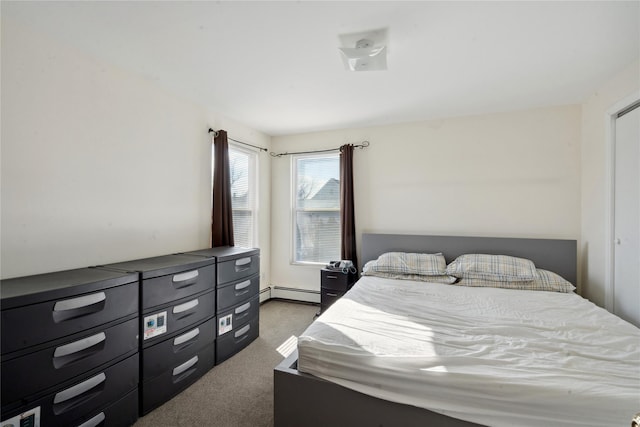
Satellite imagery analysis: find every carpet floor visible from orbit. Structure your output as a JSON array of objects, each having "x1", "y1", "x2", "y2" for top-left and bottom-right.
[{"x1": 133, "y1": 300, "x2": 318, "y2": 427}]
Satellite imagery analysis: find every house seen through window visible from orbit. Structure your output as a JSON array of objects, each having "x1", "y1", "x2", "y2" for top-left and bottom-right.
[{"x1": 293, "y1": 153, "x2": 341, "y2": 264}]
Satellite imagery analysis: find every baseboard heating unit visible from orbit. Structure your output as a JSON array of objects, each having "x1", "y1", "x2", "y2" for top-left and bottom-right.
[{"x1": 271, "y1": 286, "x2": 320, "y2": 304}]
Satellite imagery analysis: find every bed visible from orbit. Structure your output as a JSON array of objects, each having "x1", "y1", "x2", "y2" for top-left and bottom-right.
[{"x1": 273, "y1": 233, "x2": 640, "y2": 427}]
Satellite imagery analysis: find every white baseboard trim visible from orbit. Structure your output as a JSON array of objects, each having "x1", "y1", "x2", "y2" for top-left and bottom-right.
[{"x1": 270, "y1": 286, "x2": 320, "y2": 304}]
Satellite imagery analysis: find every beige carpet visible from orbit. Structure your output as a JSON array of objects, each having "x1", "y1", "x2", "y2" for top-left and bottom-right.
[{"x1": 134, "y1": 300, "x2": 318, "y2": 427}]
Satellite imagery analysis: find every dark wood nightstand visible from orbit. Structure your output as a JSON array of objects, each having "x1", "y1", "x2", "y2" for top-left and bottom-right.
[{"x1": 320, "y1": 268, "x2": 358, "y2": 314}]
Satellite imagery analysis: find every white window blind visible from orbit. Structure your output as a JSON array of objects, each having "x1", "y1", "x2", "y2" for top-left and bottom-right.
[
  {"x1": 212, "y1": 143, "x2": 258, "y2": 248},
  {"x1": 292, "y1": 153, "x2": 341, "y2": 264}
]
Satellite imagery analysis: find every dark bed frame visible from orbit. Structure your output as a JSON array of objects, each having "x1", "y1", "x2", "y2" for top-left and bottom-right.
[{"x1": 274, "y1": 233, "x2": 577, "y2": 427}]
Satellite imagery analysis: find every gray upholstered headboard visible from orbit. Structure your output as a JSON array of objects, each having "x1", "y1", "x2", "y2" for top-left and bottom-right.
[{"x1": 361, "y1": 233, "x2": 577, "y2": 285}]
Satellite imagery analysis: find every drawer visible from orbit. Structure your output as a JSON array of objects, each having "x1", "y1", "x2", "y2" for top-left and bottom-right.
[
  {"x1": 142, "y1": 290, "x2": 215, "y2": 347},
  {"x1": 141, "y1": 263, "x2": 215, "y2": 310},
  {"x1": 2, "y1": 317, "x2": 138, "y2": 407},
  {"x1": 217, "y1": 254, "x2": 260, "y2": 285},
  {"x1": 216, "y1": 295, "x2": 259, "y2": 338},
  {"x1": 102, "y1": 254, "x2": 214, "y2": 281},
  {"x1": 140, "y1": 343, "x2": 214, "y2": 415},
  {"x1": 0, "y1": 353, "x2": 138, "y2": 427},
  {"x1": 72, "y1": 388, "x2": 138, "y2": 427},
  {"x1": 216, "y1": 314, "x2": 259, "y2": 364},
  {"x1": 321, "y1": 270, "x2": 357, "y2": 292},
  {"x1": 1, "y1": 282, "x2": 138, "y2": 354},
  {"x1": 217, "y1": 273, "x2": 259, "y2": 312},
  {"x1": 0, "y1": 268, "x2": 138, "y2": 310},
  {"x1": 321, "y1": 289, "x2": 345, "y2": 313},
  {"x1": 141, "y1": 316, "x2": 215, "y2": 381}
]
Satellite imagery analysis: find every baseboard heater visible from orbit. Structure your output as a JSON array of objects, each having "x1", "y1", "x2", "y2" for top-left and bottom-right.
[
  {"x1": 271, "y1": 286, "x2": 320, "y2": 304},
  {"x1": 259, "y1": 287, "x2": 271, "y2": 303}
]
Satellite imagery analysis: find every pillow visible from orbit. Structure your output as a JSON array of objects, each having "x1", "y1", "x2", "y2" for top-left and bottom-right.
[
  {"x1": 364, "y1": 252, "x2": 446, "y2": 276},
  {"x1": 361, "y1": 269, "x2": 457, "y2": 284},
  {"x1": 445, "y1": 254, "x2": 537, "y2": 282},
  {"x1": 451, "y1": 268, "x2": 575, "y2": 293},
  {"x1": 535, "y1": 269, "x2": 576, "y2": 293}
]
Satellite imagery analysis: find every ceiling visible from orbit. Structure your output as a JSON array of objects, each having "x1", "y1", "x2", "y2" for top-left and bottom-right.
[{"x1": 3, "y1": 1, "x2": 639, "y2": 136}]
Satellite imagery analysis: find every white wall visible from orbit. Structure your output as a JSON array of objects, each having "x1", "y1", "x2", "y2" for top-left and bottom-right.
[
  {"x1": 1, "y1": 19, "x2": 271, "y2": 287},
  {"x1": 580, "y1": 59, "x2": 640, "y2": 307},
  {"x1": 5, "y1": 13, "x2": 632, "y2": 307},
  {"x1": 271, "y1": 105, "x2": 581, "y2": 293}
]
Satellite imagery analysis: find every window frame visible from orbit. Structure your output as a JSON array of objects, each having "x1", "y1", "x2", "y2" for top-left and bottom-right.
[
  {"x1": 211, "y1": 142, "x2": 259, "y2": 249},
  {"x1": 290, "y1": 151, "x2": 341, "y2": 266}
]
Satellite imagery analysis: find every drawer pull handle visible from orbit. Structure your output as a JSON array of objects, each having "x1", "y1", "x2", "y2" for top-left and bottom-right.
[
  {"x1": 234, "y1": 324, "x2": 250, "y2": 338},
  {"x1": 326, "y1": 292, "x2": 339, "y2": 297},
  {"x1": 54, "y1": 332, "x2": 106, "y2": 358},
  {"x1": 54, "y1": 292, "x2": 106, "y2": 311},
  {"x1": 54, "y1": 372, "x2": 106, "y2": 404},
  {"x1": 234, "y1": 301, "x2": 251, "y2": 314},
  {"x1": 235, "y1": 280, "x2": 251, "y2": 290},
  {"x1": 172, "y1": 270, "x2": 199, "y2": 288},
  {"x1": 173, "y1": 298, "x2": 199, "y2": 314},
  {"x1": 235, "y1": 257, "x2": 252, "y2": 266},
  {"x1": 173, "y1": 355, "x2": 198, "y2": 376},
  {"x1": 234, "y1": 257, "x2": 253, "y2": 272},
  {"x1": 326, "y1": 275, "x2": 338, "y2": 279},
  {"x1": 76, "y1": 412, "x2": 105, "y2": 427},
  {"x1": 53, "y1": 292, "x2": 107, "y2": 323},
  {"x1": 174, "y1": 327, "x2": 200, "y2": 346}
]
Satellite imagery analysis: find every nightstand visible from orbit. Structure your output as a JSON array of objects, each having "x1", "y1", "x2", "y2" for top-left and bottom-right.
[{"x1": 320, "y1": 268, "x2": 358, "y2": 313}]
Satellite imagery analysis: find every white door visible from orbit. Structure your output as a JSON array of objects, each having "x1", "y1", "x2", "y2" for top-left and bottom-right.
[{"x1": 613, "y1": 103, "x2": 640, "y2": 327}]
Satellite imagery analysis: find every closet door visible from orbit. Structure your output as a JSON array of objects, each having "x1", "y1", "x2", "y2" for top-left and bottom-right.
[{"x1": 613, "y1": 103, "x2": 640, "y2": 327}]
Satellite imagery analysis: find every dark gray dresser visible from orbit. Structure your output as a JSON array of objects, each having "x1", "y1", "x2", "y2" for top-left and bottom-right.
[
  {"x1": 102, "y1": 254, "x2": 217, "y2": 415},
  {"x1": 183, "y1": 247, "x2": 260, "y2": 364},
  {"x1": 1, "y1": 268, "x2": 140, "y2": 427},
  {"x1": 1, "y1": 246, "x2": 260, "y2": 425},
  {"x1": 320, "y1": 268, "x2": 358, "y2": 313}
]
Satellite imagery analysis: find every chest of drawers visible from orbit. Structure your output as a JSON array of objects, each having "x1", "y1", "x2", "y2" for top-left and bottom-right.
[
  {"x1": 320, "y1": 269, "x2": 358, "y2": 313},
  {"x1": 103, "y1": 254, "x2": 217, "y2": 414},
  {"x1": 183, "y1": 247, "x2": 260, "y2": 364},
  {"x1": 1, "y1": 268, "x2": 140, "y2": 427}
]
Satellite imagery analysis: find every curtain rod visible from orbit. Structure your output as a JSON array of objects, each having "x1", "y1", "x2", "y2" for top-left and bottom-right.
[
  {"x1": 270, "y1": 141, "x2": 370, "y2": 158},
  {"x1": 208, "y1": 128, "x2": 268, "y2": 153}
]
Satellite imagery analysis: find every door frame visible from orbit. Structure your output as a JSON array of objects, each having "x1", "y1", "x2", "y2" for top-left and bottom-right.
[{"x1": 604, "y1": 90, "x2": 640, "y2": 312}]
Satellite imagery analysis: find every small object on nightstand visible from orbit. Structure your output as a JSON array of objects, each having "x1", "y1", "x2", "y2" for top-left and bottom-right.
[{"x1": 319, "y1": 268, "x2": 358, "y2": 315}]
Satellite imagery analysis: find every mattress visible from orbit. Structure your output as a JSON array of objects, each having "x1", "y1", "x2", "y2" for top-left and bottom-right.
[{"x1": 297, "y1": 276, "x2": 640, "y2": 427}]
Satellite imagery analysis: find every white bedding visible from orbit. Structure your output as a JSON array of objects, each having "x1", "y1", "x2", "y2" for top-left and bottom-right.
[{"x1": 297, "y1": 276, "x2": 640, "y2": 427}]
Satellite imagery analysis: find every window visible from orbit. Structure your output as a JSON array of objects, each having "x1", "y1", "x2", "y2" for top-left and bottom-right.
[
  {"x1": 292, "y1": 153, "x2": 341, "y2": 264},
  {"x1": 212, "y1": 144, "x2": 258, "y2": 248}
]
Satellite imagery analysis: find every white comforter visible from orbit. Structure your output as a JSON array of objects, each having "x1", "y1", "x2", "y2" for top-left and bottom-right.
[{"x1": 297, "y1": 276, "x2": 640, "y2": 427}]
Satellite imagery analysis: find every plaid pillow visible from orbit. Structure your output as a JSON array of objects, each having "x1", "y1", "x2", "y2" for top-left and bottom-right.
[
  {"x1": 445, "y1": 254, "x2": 537, "y2": 282},
  {"x1": 364, "y1": 252, "x2": 447, "y2": 276},
  {"x1": 535, "y1": 269, "x2": 576, "y2": 293},
  {"x1": 451, "y1": 269, "x2": 575, "y2": 293}
]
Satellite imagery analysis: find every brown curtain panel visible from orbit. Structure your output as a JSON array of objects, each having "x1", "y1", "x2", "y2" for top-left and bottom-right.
[
  {"x1": 211, "y1": 130, "x2": 235, "y2": 247},
  {"x1": 340, "y1": 144, "x2": 357, "y2": 270}
]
